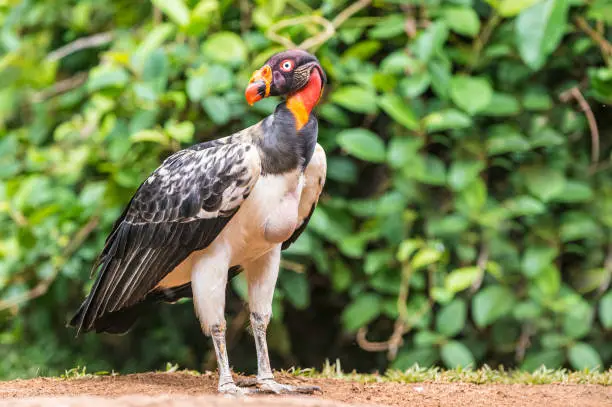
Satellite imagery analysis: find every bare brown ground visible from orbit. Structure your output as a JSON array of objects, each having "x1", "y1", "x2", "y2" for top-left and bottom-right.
[{"x1": 0, "y1": 372, "x2": 610, "y2": 407}]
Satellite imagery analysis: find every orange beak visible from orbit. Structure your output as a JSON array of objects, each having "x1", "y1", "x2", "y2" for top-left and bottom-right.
[{"x1": 245, "y1": 65, "x2": 272, "y2": 105}]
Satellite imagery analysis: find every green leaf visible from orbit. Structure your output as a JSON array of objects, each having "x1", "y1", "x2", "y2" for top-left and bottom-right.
[
  {"x1": 568, "y1": 343, "x2": 602, "y2": 371},
  {"x1": 423, "y1": 109, "x2": 472, "y2": 132},
  {"x1": 521, "y1": 246, "x2": 558, "y2": 278},
  {"x1": 131, "y1": 24, "x2": 175, "y2": 72},
  {"x1": 378, "y1": 94, "x2": 419, "y2": 130},
  {"x1": 165, "y1": 120, "x2": 194, "y2": 143},
  {"x1": 436, "y1": 299, "x2": 467, "y2": 337},
  {"x1": 342, "y1": 293, "x2": 382, "y2": 332},
  {"x1": 522, "y1": 349, "x2": 565, "y2": 371},
  {"x1": 427, "y1": 215, "x2": 469, "y2": 238},
  {"x1": 381, "y1": 51, "x2": 416, "y2": 74},
  {"x1": 487, "y1": 125, "x2": 530, "y2": 155},
  {"x1": 87, "y1": 66, "x2": 129, "y2": 92},
  {"x1": 472, "y1": 285, "x2": 515, "y2": 327},
  {"x1": 152, "y1": 0, "x2": 190, "y2": 26},
  {"x1": 505, "y1": 195, "x2": 547, "y2": 217},
  {"x1": 130, "y1": 130, "x2": 169, "y2": 145},
  {"x1": 560, "y1": 212, "x2": 601, "y2": 242},
  {"x1": 368, "y1": 14, "x2": 406, "y2": 39},
  {"x1": 399, "y1": 73, "x2": 431, "y2": 98},
  {"x1": 553, "y1": 181, "x2": 594, "y2": 203},
  {"x1": 450, "y1": 76, "x2": 493, "y2": 114},
  {"x1": 414, "y1": 331, "x2": 445, "y2": 347},
  {"x1": 364, "y1": 250, "x2": 392, "y2": 275},
  {"x1": 456, "y1": 178, "x2": 487, "y2": 215},
  {"x1": 387, "y1": 137, "x2": 423, "y2": 169},
  {"x1": 411, "y1": 247, "x2": 442, "y2": 270},
  {"x1": 337, "y1": 128, "x2": 386, "y2": 163},
  {"x1": 588, "y1": 0, "x2": 612, "y2": 24},
  {"x1": 515, "y1": 0, "x2": 570, "y2": 70},
  {"x1": 331, "y1": 86, "x2": 378, "y2": 114},
  {"x1": 564, "y1": 301, "x2": 593, "y2": 339},
  {"x1": 589, "y1": 67, "x2": 612, "y2": 104},
  {"x1": 599, "y1": 291, "x2": 612, "y2": 329},
  {"x1": 443, "y1": 7, "x2": 481, "y2": 37},
  {"x1": 327, "y1": 157, "x2": 358, "y2": 184},
  {"x1": 490, "y1": 0, "x2": 540, "y2": 16},
  {"x1": 397, "y1": 239, "x2": 423, "y2": 262},
  {"x1": 534, "y1": 264, "x2": 561, "y2": 296},
  {"x1": 482, "y1": 92, "x2": 521, "y2": 116},
  {"x1": 428, "y1": 59, "x2": 452, "y2": 99},
  {"x1": 343, "y1": 40, "x2": 382, "y2": 61},
  {"x1": 447, "y1": 160, "x2": 484, "y2": 191},
  {"x1": 440, "y1": 341, "x2": 474, "y2": 368},
  {"x1": 202, "y1": 32, "x2": 247, "y2": 66},
  {"x1": 392, "y1": 347, "x2": 439, "y2": 370},
  {"x1": 188, "y1": 65, "x2": 232, "y2": 101},
  {"x1": 280, "y1": 271, "x2": 309, "y2": 310},
  {"x1": 523, "y1": 87, "x2": 553, "y2": 111},
  {"x1": 523, "y1": 167, "x2": 566, "y2": 202},
  {"x1": 530, "y1": 127, "x2": 565, "y2": 148},
  {"x1": 331, "y1": 258, "x2": 352, "y2": 292},
  {"x1": 202, "y1": 96, "x2": 231, "y2": 125},
  {"x1": 414, "y1": 22, "x2": 449, "y2": 62},
  {"x1": 445, "y1": 267, "x2": 482, "y2": 293}
]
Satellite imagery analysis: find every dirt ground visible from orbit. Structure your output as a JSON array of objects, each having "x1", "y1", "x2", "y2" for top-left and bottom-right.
[{"x1": 0, "y1": 372, "x2": 610, "y2": 407}]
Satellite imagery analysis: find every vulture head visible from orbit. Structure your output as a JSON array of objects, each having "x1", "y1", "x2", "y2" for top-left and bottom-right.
[{"x1": 245, "y1": 49, "x2": 326, "y2": 106}]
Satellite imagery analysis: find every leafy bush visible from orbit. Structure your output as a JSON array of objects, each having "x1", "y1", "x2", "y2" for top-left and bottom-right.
[{"x1": 1, "y1": 0, "x2": 611, "y2": 379}]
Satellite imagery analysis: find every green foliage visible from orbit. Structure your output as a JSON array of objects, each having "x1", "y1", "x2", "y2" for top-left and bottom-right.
[
  {"x1": 294, "y1": 359, "x2": 612, "y2": 385},
  {"x1": 1, "y1": 0, "x2": 612, "y2": 379}
]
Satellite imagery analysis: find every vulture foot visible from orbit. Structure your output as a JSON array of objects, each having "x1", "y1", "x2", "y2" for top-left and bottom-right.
[
  {"x1": 256, "y1": 379, "x2": 321, "y2": 395},
  {"x1": 218, "y1": 382, "x2": 254, "y2": 396}
]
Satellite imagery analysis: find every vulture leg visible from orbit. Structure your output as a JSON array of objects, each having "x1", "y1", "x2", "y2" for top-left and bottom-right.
[
  {"x1": 192, "y1": 247, "x2": 251, "y2": 395},
  {"x1": 246, "y1": 246, "x2": 321, "y2": 395}
]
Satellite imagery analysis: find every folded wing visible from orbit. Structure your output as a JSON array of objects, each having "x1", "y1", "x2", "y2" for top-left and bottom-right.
[
  {"x1": 282, "y1": 143, "x2": 327, "y2": 250},
  {"x1": 70, "y1": 142, "x2": 261, "y2": 333}
]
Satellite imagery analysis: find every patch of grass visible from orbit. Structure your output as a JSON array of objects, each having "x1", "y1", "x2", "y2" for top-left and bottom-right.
[
  {"x1": 57, "y1": 361, "x2": 611, "y2": 385},
  {"x1": 286, "y1": 360, "x2": 612, "y2": 386},
  {"x1": 159, "y1": 362, "x2": 201, "y2": 376},
  {"x1": 60, "y1": 366, "x2": 117, "y2": 379}
]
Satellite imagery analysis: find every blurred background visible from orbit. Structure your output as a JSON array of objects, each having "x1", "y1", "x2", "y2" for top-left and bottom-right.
[{"x1": 1, "y1": 0, "x2": 612, "y2": 380}]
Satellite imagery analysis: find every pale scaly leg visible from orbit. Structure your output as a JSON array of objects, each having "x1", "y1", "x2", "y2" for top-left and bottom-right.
[
  {"x1": 191, "y1": 245, "x2": 251, "y2": 395},
  {"x1": 244, "y1": 246, "x2": 320, "y2": 395}
]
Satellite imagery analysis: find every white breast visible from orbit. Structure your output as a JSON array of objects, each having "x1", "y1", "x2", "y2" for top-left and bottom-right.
[
  {"x1": 155, "y1": 169, "x2": 303, "y2": 289},
  {"x1": 222, "y1": 169, "x2": 303, "y2": 265}
]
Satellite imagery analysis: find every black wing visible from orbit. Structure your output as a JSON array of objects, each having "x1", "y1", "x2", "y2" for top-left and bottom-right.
[
  {"x1": 70, "y1": 142, "x2": 261, "y2": 334},
  {"x1": 282, "y1": 143, "x2": 326, "y2": 250}
]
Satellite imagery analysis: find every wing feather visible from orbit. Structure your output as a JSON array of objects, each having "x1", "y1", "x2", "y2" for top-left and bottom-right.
[
  {"x1": 282, "y1": 143, "x2": 326, "y2": 250},
  {"x1": 71, "y1": 142, "x2": 261, "y2": 333}
]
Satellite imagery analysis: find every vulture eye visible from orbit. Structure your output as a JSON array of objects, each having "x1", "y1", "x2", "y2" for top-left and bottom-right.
[{"x1": 280, "y1": 59, "x2": 294, "y2": 72}]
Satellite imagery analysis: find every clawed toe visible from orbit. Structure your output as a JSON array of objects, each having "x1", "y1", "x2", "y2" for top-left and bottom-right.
[
  {"x1": 218, "y1": 382, "x2": 255, "y2": 396},
  {"x1": 292, "y1": 385, "x2": 322, "y2": 394},
  {"x1": 235, "y1": 377, "x2": 259, "y2": 387},
  {"x1": 258, "y1": 379, "x2": 321, "y2": 395}
]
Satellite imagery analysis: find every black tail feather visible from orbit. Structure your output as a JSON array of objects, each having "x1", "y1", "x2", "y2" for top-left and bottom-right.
[{"x1": 68, "y1": 265, "x2": 244, "y2": 335}]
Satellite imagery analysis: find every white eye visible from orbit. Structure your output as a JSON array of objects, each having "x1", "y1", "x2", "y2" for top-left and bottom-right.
[{"x1": 280, "y1": 59, "x2": 294, "y2": 72}]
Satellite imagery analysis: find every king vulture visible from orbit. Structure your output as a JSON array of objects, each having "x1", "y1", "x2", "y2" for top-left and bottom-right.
[{"x1": 70, "y1": 49, "x2": 327, "y2": 395}]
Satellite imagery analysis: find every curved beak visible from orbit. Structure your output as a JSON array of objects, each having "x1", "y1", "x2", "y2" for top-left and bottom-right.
[{"x1": 245, "y1": 65, "x2": 272, "y2": 105}]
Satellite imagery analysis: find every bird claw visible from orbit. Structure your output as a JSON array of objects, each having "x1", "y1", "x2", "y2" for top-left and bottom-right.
[
  {"x1": 218, "y1": 382, "x2": 256, "y2": 396},
  {"x1": 257, "y1": 379, "x2": 321, "y2": 395},
  {"x1": 234, "y1": 377, "x2": 259, "y2": 387}
]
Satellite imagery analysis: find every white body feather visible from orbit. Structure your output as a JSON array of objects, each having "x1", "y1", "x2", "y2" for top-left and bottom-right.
[{"x1": 156, "y1": 144, "x2": 326, "y2": 333}]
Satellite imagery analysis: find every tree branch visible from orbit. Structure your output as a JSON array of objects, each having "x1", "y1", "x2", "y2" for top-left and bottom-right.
[
  {"x1": 267, "y1": 0, "x2": 371, "y2": 51},
  {"x1": 559, "y1": 86, "x2": 600, "y2": 167},
  {"x1": 47, "y1": 32, "x2": 114, "y2": 62},
  {"x1": 575, "y1": 16, "x2": 612, "y2": 62},
  {"x1": 31, "y1": 72, "x2": 89, "y2": 103},
  {"x1": 0, "y1": 216, "x2": 99, "y2": 312}
]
